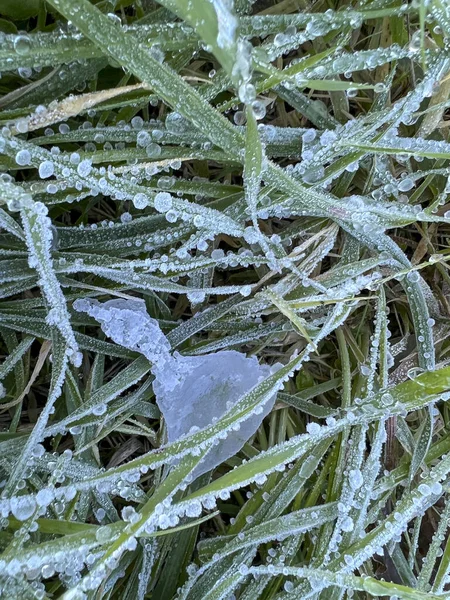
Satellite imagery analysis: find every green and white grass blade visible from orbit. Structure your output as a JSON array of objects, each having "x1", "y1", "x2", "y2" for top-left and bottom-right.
[
  {"x1": 2, "y1": 331, "x2": 69, "y2": 497},
  {"x1": 249, "y1": 565, "x2": 444, "y2": 600}
]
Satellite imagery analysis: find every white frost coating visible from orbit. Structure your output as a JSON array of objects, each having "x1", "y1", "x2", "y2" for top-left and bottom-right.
[
  {"x1": 73, "y1": 298, "x2": 276, "y2": 476},
  {"x1": 22, "y1": 202, "x2": 80, "y2": 366},
  {"x1": 212, "y1": 0, "x2": 238, "y2": 50}
]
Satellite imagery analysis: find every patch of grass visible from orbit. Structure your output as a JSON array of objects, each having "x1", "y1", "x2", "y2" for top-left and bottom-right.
[{"x1": 1, "y1": 0, "x2": 450, "y2": 598}]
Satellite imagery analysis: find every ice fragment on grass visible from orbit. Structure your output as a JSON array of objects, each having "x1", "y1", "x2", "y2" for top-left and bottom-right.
[{"x1": 73, "y1": 298, "x2": 276, "y2": 476}]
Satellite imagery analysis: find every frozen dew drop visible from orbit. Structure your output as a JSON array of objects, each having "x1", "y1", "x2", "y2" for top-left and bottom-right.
[
  {"x1": 165, "y1": 209, "x2": 178, "y2": 223},
  {"x1": 238, "y1": 82, "x2": 256, "y2": 104},
  {"x1": 233, "y1": 110, "x2": 246, "y2": 126},
  {"x1": 211, "y1": 248, "x2": 225, "y2": 260},
  {"x1": 154, "y1": 192, "x2": 173, "y2": 213},
  {"x1": 185, "y1": 500, "x2": 202, "y2": 518},
  {"x1": 38, "y1": 160, "x2": 55, "y2": 179},
  {"x1": 137, "y1": 130, "x2": 151, "y2": 147},
  {"x1": 36, "y1": 488, "x2": 54, "y2": 508},
  {"x1": 10, "y1": 495, "x2": 36, "y2": 521},
  {"x1": 166, "y1": 112, "x2": 191, "y2": 134},
  {"x1": 32, "y1": 444, "x2": 45, "y2": 458},
  {"x1": 47, "y1": 183, "x2": 58, "y2": 194},
  {"x1": 77, "y1": 159, "x2": 93, "y2": 178},
  {"x1": 193, "y1": 214, "x2": 205, "y2": 228},
  {"x1": 374, "y1": 82, "x2": 386, "y2": 93},
  {"x1": 145, "y1": 143, "x2": 161, "y2": 158},
  {"x1": 349, "y1": 468, "x2": 363, "y2": 490},
  {"x1": 418, "y1": 483, "x2": 431, "y2": 496},
  {"x1": 306, "y1": 422, "x2": 321, "y2": 435},
  {"x1": 14, "y1": 35, "x2": 32, "y2": 55},
  {"x1": 431, "y1": 482, "x2": 443, "y2": 495},
  {"x1": 15, "y1": 149, "x2": 31, "y2": 166},
  {"x1": 187, "y1": 290, "x2": 206, "y2": 304},
  {"x1": 131, "y1": 116, "x2": 144, "y2": 130},
  {"x1": 157, "y1": 176, "x2": 175, "y2": 189},
  {"x1": 380, "y1": 393, "x2": 394, "y2": 406},
  {"x1": 92, "y1": 403, "x2": 107, "y2": 416},
  {"x1": 95, "y1": 507, "x2": 106, "y2": 521},
  {"x1": 16, "y1": 118, "x2": 29, "y2": 133},
  {"x1": 319, "y1": 130, "x2": 337, "y2": 147},
  {"x1": 252, "y1": 100, "x2": 266, "y2": 120},
  {"x1": 406, "y1": 270, "x2": 420, "y2": 283},
  {"x1": 69, "y1": 152, "x2": 80, "y2": 165},
  {"x1": 346, "y1": 87, "x2": 358, "y2": 98},
  {"x1": 341, "y1": 516, "x2": 354, "y2": 532},
  {"x1": 302, "y1": 129, "x2": 316, "y2": 143},
  {"x1": 96, "y1": 526, "x2": 115, "y2": 544},
  {"x1": 133, "y1": 193, "x2": 148, "y2": 209},
  {"x1": 398, "y1": 177, "x2": 414, "y2": 192},
  {"x1": 274, "y1": 31, "x2": 289, "y2": 46},
  {"x1": 409, "y1": 32, "x2": 421, "y2": 52},
  {"x1": 121, "y1": 505, "x2": 139, "y2": 523}
]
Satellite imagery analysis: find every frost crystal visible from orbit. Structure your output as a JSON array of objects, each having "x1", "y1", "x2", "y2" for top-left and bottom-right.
[
  {"x1": 74, "y1": 298, "x2": 276, "y2": 476},
  {"x1": 38, "y1": 160, "x2": 55, "y2": 179}
]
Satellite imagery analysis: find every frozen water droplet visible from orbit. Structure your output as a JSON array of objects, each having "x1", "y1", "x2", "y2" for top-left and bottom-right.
[
  {"x1": 93, "y1": 403, "x2": 107, "y2": 416},
  {"x1": 36, "y1": 488, "x2": 54, "y2": 508},
  {"x1": 306, "y1": 422, "x2": 321, "y2": 435},
  {"x1": 239, "y1": 82, "x2": 256, "y2": 104},
  {"x1": 165, "y1": 209, "x2": 178, "y2": 223},
  {"x1": 77, "y1": 159, "x2": 92, "y2": 178},
  {"x1": 398, "y1": 177, "x2": 414, "y2": 192},
  {"x1": 406, "y1": 270, "x2": 420, "y2": 282},
  {"x1": 15, "y1": 149, "x2": 31, "y2": 166},
  {"x1": 133, "y1": 193, "x2": 148, "y2": 209},
  {"x1": 418, "y1": 483, "x2": 431, "y2": 496},
  {"x1": 39, "y1": 160, "x2": 54, "y2": 179},
  {"x1": 10, "y1": 495, "x2": 36, "y2": 521},
  {"x1": 211, "y1": 248, "x2": 225, "y2": 260},
  {"x1": 302, "y1": 129, "x2": 316, "y2": 143},
  {"x1": 374, "y1": 82, "x2": 386, "y2": 93},
  {"x1": 349, "y1": 468, "x2": 363, "y2": 490},
  {"x1": 14, "y1": 35, "x2": 32, "y2": 55},
  {"x1": 154, "y1": 192, "x2": 173, "y2": 213},
  {"x1": 284, "y1": 581, "x2": 294, "y2": 593},
  {"x1": 430, "y1": 482, "x2": 443, "y2": 495},
  {"x1": 15, "y1": 118, "x2": 29, "y2": 134},
  {"x1": 136, "y1": 130, "x2": 151, "y2": 147},
  {"x1": 145, "y1": 143, "x2": 161, "y2": 158},
  {"x1": 234, "y1": 110, "x2": 246, "y2": 126},
  {"x1": 252, "y1": 100, "x2": 266, "y2": 120}
]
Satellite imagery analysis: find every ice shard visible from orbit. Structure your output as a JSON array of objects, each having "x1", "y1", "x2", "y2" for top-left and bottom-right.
[{"x1": 73, "y1": 298, "x2": 276, "y2": 475}]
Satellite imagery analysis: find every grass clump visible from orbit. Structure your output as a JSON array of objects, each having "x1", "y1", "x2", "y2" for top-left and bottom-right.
[{"x1": 1, "y1": 0, "x2": 450, "y2": 598}]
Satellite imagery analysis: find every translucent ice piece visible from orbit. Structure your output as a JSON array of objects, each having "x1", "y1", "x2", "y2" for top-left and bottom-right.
[
  {"x1": 74, "y1": 298, "x2": 276, "y2": 476},
  {"x1": 73, "y1": 298, "x2": 173, "y2": 368},
  {"x1": 153, "y1": 350, "x2": 274, "y2": 476}
]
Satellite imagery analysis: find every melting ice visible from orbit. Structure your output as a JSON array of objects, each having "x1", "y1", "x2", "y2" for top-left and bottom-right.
[{"x1": 73, "y1": 298, "x2": 276, "y2": 476}]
